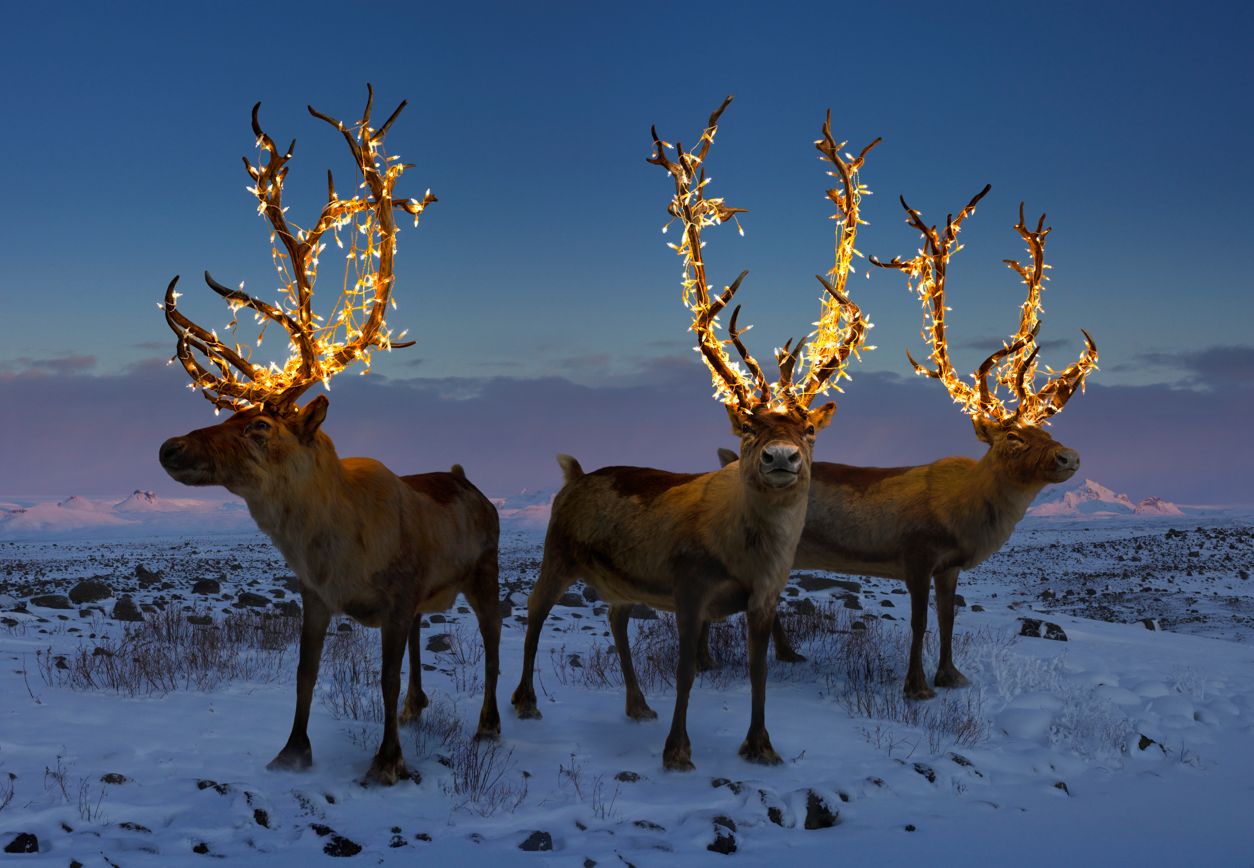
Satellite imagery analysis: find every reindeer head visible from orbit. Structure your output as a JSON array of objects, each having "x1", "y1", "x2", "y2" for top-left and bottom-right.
[
  {"x1": 727, "y1": 403, "x2": 837, "y2": 491},
  {"x1": 873, "y1": 192, "x2": 1097, "y2": 489},
  {"x1": 160, "y1": 396, "x2": 331, "y2": 495},
  {"x1": 649, "y1": 99, "x2": 875, "y2": 490},
  {"x1": 159, "y1": 86, "x2": 432, "y2": 494}
]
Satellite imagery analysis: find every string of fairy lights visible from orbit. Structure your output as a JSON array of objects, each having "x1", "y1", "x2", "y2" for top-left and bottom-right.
[
  {"x1": 649, "y1": 97, "x2": 873, "y2": 412},
  {"x1": 871, "y1": 192, "x2": 1098, "y2": 426},
  {"x1": 163, "y1": 87, "x2": 434, "y2": 414}
]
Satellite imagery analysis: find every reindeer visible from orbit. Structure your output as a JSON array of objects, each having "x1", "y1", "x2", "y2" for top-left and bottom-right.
[
  {"x1": 157, "y1": 87, "x2": 500, "y2": 786},
  {"x1": 713, "y1": 187, "x2": 1099, "y2": 698},
  {"x1": 510, "y1": 98, "x2": 871, "y2": 771}
]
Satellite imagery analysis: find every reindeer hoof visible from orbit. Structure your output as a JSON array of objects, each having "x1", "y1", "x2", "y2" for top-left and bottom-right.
[
  {"x1": 934, "y1": 668, "x2": 970, "y2": 689},
  {"x1": 474, "y1": 721, "x2": 502, "y2": 741},
  {"x1": 399, "y1": 690, "x2": 429, "y2": 725},
  {"x1": 663, "y1": 751, "x2": 695, "y2": 772},
  {"x1": 364, "y1": 753, "x2": 410, "y2": 787},
  {"x1": 904, "y1": 681, "x2": 937, "y2": 701},
  {"x1": 775, "y1": 649, "x2": 807, "y2": 664},
  {"x1": 627, "y1": 701, "x2": 658, "y2": 722},
  {"x1": 739, "y1": 736, "x2": 782, "y2": 766},
  {"x1": 266, "y1": 745, "x2": 313, "y2": 772},
  {"x1": 512, "y1": 700, "x2": 542, "y2": 720}
]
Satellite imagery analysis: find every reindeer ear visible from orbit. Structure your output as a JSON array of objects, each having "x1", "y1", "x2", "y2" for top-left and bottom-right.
[
  {"x1": 726, "y1": 404, "x2": 752, "y2": 435},
  {"x1": 717, "y1": 447, "x2": 739, "y2": 467},
  {"x1": 972, "y1": 416, "x2": 995, "y2": 444},
  {"x1": 808, "y1": 402, "x2": 837, "y2": 432},
  {"x1": 295, "y1": 395, "x2": 329, "y2": 442}
]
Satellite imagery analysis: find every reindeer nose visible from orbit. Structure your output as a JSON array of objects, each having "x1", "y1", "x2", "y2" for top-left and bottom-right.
[
  {"x1": 761, "y1": 443, "x2": 802, "y2": 472},
  {"x1": 1056, "y1": 449, "x2": 1079, "y2": 470},
  {"x1": 159, "y1": 438, "x2": 187, "y2": 469}
]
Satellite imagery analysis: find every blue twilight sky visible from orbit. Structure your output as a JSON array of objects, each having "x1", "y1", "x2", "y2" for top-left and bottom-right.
[{"x1": 1, "y1": 1, "x2": 1252, "y2": 501}]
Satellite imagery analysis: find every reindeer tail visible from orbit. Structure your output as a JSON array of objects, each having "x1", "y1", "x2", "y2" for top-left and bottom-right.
[{"x1": 555, "y1": 454, "x2": 584, "y2": 485}]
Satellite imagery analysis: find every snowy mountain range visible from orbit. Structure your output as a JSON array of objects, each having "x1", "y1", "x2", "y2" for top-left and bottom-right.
[
  {"x1": 0, "y1": 491, "x2": 252, "y2": 538},
  {"x1": 1029, "y1": 478, "x2": 1184, "y2": 518}
]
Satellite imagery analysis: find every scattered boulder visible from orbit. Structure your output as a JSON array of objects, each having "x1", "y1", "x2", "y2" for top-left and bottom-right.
[
  {"x1": 795, "y1": 574, "x2": 860, "y2": 593},
  {"x1": 112, "y1": 597, "x2": 144, "y2": 622},
  {"x1": 187, "y1": 614, "x2": 213, "y2": 626},
  {"x1": 237, "y1": 592, "x2": 270, "y2": 608},
  {"x1": 30, "y1": 594, "x2": 72, "y2": 610},
  {"x1": 804, "y1": 790, "x2": 839, "y2": 830},
  {"x1": 1141, "y1": 618, "x2": 1159, "y2": 631},
  {"x1": 708, "y1": 816, "x2": 737, "y2": 854},
  {"x1": 275, "y1": 600, "x2": 301, "y2": 618},
  {"x1": 324, "y1": 835, "x2": 362, "y2": 857},
  {"x1": 581, "y1": 584, "x2": 600, "y2": 602},
  {"x1": 1018, "y1": 617, "x2": 1067, "y2": 641},
  {"x1": 69, "y1": 580, "x2": 112, "y2": 604},
  {"x1": 4, "y1": 833, "x2": 38, "y2": 854},
  {"x1": 628, "y1": 604, "x2": 657, "y2": 620},
  {"x1": 556, "y1": 591, "x2": 585, "y2": 607},
  {"x1": 135, "y1": 565, "x2": 162, "y2": 587},
  {"x1": 426, "y1": 633, "x2": 453, "y2": 653},
  {"x1": 498, "y1": 594, "x2": 514, "y2": 618},
  {"x1": 100, "y1": 773, "x2": 130, "y2": 785},
  {"x1": 519, "y1": 831, "x2": 553, "y2": 852},
  {"x1": 614, "y1": 771, "x2": 641, "y2": 783},
  {"x1": 191, "y1": 578, "x2": 221, "y2": 595}
]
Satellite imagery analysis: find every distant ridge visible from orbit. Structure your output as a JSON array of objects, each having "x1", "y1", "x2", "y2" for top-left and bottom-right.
[{"x1": 1029, "y1": 478, "x2": 1184, "y2": 518}]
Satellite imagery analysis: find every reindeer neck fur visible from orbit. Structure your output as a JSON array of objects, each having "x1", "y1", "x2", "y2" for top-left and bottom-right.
[
  {"x1": 709, "y1": 463, "x2": 810, "y2": 598},
  {"x1": 943, "y1": 448, "x2": 1048, "y2": 568},
  {"x1": 240, "y1": 432, "x2": 355, "y2": 570}
]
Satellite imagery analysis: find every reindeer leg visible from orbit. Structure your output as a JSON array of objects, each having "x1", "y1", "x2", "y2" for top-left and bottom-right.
[
  {"x1": 610, "y1": 604, "x2": 656, "y2": 721},
  {"x1": 510, "y1": 552, "x2": 574, "y2": 720},
  {"x1": 933, "y1": 568, "x2": 969, "y2": 689},
  {"x1": 269, "y1": 594, "x2": 330, "y2": 772},
  {"x1": 903, "y1": 564, "x2": 936, "y2": 700},
  {"x1": 739, "y1": 605, "x2": 783, "y2": 764},
  {"x1": 696, "y1": 620, "x2": 717, "y2": 671},
  {"x1": 771, "y1": 611, "x2": 806, "y2": 663},
  {"x1": 662, "y1": 600, "x2": 701, "y2": 771},
  {"x1": 466, "y1": 552, "x2": 502, "y2": 740},
  {"x1": 366, "y1": 614, "x2": 411, "y2": 786},
  {"x1": 399, "y1": 616, "x2": 428, "y2": 725}
]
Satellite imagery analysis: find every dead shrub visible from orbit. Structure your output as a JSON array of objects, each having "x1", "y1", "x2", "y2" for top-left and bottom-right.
[{"x1": 39, "y1": 606, "x2": 299, "y2": 696}]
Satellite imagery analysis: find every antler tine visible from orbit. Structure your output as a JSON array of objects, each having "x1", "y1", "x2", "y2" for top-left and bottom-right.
[
  {"x1": 794, "y1": 116, "x2": 878, "y2": 407},
  {"x1": 1024, "y1": 329, "x2": 1099, "y2": 423},
  {"x1": 728, "y1": 302, "x2": 770, "y2": 403},
  {"x1": 775, "y1": 334, "x2": 809, "y2": 402},
  {"x1": 167, "y1": 88, "x2": 432, "y2": 413},
  {"x1": 650, "y1": 97, "x2": 760, "y2": 408},
  {"x1": 871, "y1": 185, "x2": 993, "y2": 415}
]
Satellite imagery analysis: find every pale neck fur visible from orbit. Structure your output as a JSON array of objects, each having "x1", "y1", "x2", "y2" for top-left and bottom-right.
[
  {"x1": 946, "y1": 448, "x2": 1049, "y2": 563},
  {"x1": 239, "y1": 435, "x2": 349, "y2": 560}
]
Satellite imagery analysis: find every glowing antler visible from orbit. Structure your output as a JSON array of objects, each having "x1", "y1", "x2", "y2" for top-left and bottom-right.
[
  {"x1": 163, "y1": 84, "x2": 436, "y2": 413},
  {"x1": 872, "y1": 191, "x2": 1098, "y2": 426},
  {"x1": 794, "y1": 113, "x2": 879, "y2": 408},
  {"x1": 649, "y1": 99, "x2": 871, "y2": 411}
]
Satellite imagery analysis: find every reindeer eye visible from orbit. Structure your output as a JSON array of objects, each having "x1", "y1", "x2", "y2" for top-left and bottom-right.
[
  {"x1": 806, "y1": 424, "x2": 816, "y2": 436},
  {"x1": 248, "y1": 419, "x2": 272, "y2": 434},
  {"x1": 1006, "y1": 430, "x2": 1024, "y2": 443},
  {"x1": 741, "y1": 423, "x2": 753, "y2": 435}
]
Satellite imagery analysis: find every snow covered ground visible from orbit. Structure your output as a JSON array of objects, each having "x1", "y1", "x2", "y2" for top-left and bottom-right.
[{"x1": 2, "y1": 516, "x2": 1253, "y2": 864}]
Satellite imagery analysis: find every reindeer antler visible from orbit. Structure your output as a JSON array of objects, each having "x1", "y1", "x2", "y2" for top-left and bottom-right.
[
  {"x1": 649, "y1": 99, "x2": 871, "y2": 412},
  {"x1": 872, "y1": 191, "x2": 1098, "y2": 426},
  {"x1": 163, "y1": 84, "x2": 437, "y2": 413},
  {"x1": 794, "y1": 113, "x2": 879, "y2": 408}
]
